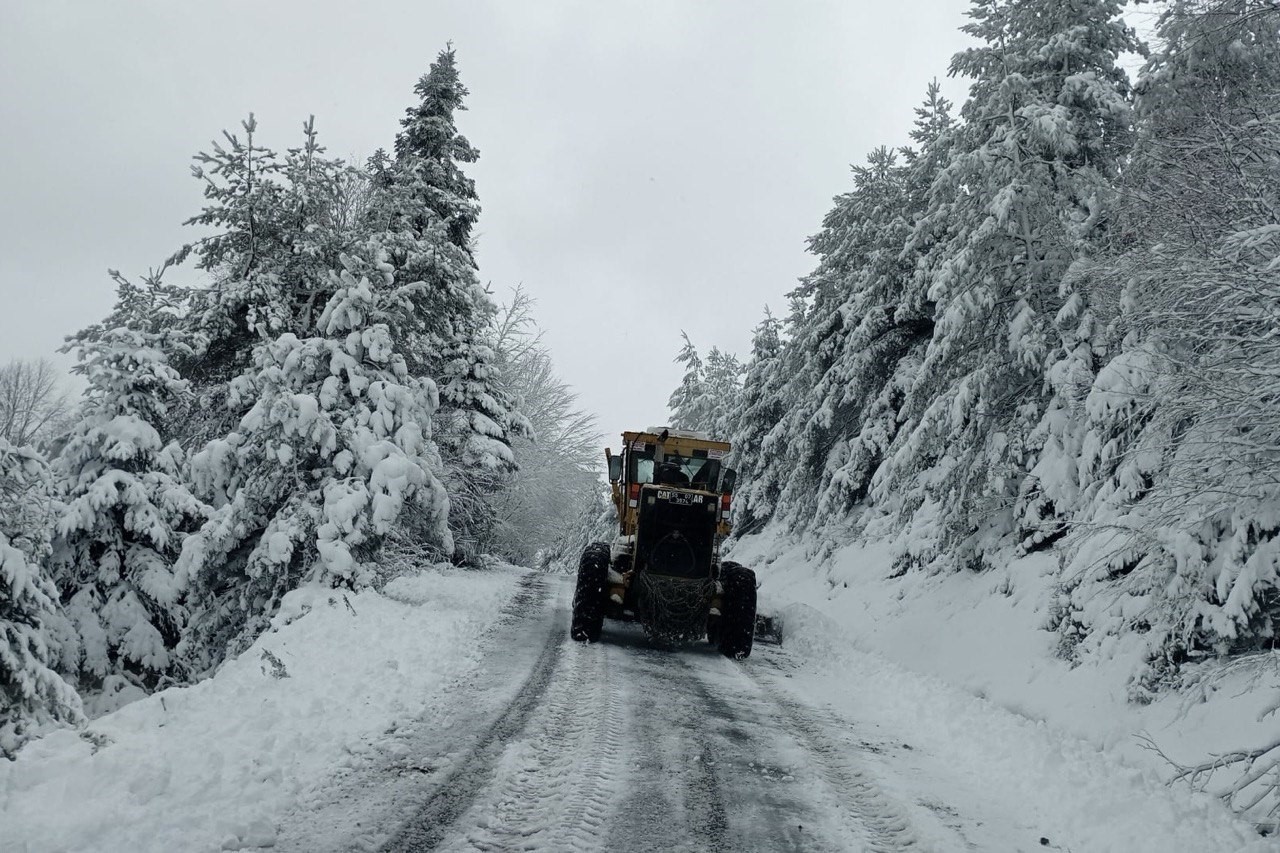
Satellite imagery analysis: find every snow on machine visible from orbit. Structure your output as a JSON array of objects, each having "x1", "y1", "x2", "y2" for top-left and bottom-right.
[{"x1": 569, "y1": 427, "x2": 763, "y2": 658}]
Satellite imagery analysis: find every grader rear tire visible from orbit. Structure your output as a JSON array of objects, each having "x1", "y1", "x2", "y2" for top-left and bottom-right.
[{"x1": 717, "y1": 562, "x2": 756, "y2": 659}]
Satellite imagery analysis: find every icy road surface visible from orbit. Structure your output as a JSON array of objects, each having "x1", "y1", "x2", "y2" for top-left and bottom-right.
[{"x1": 273, "y1": 573, "x2": 1262, "y2": 853}]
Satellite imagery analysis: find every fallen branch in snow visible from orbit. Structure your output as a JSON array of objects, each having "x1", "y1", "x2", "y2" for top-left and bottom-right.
[{"x1": 1138, "y1": 659, "x2": 1280, "y2": 835}]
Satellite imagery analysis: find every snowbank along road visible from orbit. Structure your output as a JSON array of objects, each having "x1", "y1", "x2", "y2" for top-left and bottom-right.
[{"x1": 272, "y1": 571, "x2": 1248, "y2": 853}]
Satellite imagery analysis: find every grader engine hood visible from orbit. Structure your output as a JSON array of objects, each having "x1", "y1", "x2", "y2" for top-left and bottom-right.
[{"x1": 635, "y1": 485, "x2": 718, "y2": 579}]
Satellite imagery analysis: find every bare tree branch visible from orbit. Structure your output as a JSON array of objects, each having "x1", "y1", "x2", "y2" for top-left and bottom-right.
[{"x1": 0, "y1": 358, "x2": 73, "y2": 448}]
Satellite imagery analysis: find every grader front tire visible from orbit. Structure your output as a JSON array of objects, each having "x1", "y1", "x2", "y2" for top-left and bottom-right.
[{"x1": 570, "y1": 542, "x2": 610, "y2": 642}]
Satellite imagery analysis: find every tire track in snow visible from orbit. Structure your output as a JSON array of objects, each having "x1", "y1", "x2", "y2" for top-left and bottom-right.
[
  {"x1": 556, "y1": 643, "x2": 626, "y2": 851},
  {"x1": 273, "y1": 571, "x2": 561, "y2": 853},
  {"x1": 493, "y1": 571, "x2": 555, "y2": 625},
  {"x1": 736, "y1": 653, "x2": 922, "y2": 853},
  {"x1": 602, "y1": 636, "x2": 731, "y2": 853},
  {"x1": 364, "y1": 581, "x2": 914, "y2": 853},
  {"x1": 605, "y1": 632, "x2": 917, "y2": 852},
  {"x1": 380, "y1": 574, "x2": 569, "y2": 852},
  {"x1": 431, "y1": 637, "x2": 627, "y2": 852},
  {"x1": 674, "y1": 654, "x2": 833, "y2": 852}
]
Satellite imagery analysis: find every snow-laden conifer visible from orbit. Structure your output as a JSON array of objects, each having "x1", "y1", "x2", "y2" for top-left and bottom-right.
[
  {"x1": 367, "y1": 47, "x2": 490, "y2": 381},
  {"x1": 730, "y1": 309, "x2": 786, "y2": 534},
  {"x1": 1054, "y1": 0, "x2": 1280, "y2": 683},
  {"x1": 171, "y1": 116, "x2": 363, "y2": 448},
  {"x1": 667, "y1": 333, "x2": 707, "y2": 432},
  {"x1": 746, "y1": 295, "x2": 811, "y2": 530},
  {"x1": 667, "y1": 334, "x2": 743, "y2": 439},
  {"x1": 180, "y1": 254, "x2": 451, "y2": 667},
  {"x1": 784, "y1": 147, "x2": 921, "y2": 528},
  {"x1": 366, "y1": 48, "x2": 526, "y2": 558},
  {"x1": 747, "y1": 85, "x2": 955, "y2": 536},
  {"x1": 0, "y1": 440, "x2": 83, "y2": 756},
  {"x1": 436, "y1": 335, "x2": 531, "y2": 560},
  {"x1": 50, "y1": 328, "x2": 207, "y2": 689},
  {"x1": 438, "y1": 339, "x2": 521, "y2": 471},
  {"x1": 872, "y1": 0, "x2": 1138, "y2": 572},
  {"x1": 702, "y1": 348, "x2": 744, "y2": 442}
]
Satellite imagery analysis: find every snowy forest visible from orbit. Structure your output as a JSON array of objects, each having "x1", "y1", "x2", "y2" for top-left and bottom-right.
[
  {"x1": 6, "y1": 0, "x2": 1280, "y2": 842},
  {"x1": 1, "y1": 48, "x2": 600, "y2": 756},
  {"x1": 672, "y1": 0, "x2": 1280, "y2": 698}
]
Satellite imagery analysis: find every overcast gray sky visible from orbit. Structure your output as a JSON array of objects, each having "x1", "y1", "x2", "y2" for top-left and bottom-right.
[{"x1": 0, "y1": 0, "x2": 978, "y2": 450}]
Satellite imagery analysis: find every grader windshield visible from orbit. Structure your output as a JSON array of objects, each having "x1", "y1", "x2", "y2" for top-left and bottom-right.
[
  {"x1": 630, "y1": 450, "x2": 722, "y2": 490},
  {"x1": 610, "y1": 429, "x2": 735, "y2": 540}
]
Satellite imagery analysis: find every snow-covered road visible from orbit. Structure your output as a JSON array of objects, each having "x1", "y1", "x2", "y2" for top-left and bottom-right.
[
  {"x1": 279, "y1": 573, "x2": 933, "y2": 852},
  {"x1": 272, "y1": 572, "x2": 1264, "y2": 853}
]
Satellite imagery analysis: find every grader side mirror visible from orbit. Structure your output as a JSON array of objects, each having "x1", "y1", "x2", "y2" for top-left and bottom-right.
[
  {"x1": 607, "y1": 454, "x2": 623, "y2": 483},
  {"x1": 721, "y1": 468, "x2": 738, "y2": 494}
]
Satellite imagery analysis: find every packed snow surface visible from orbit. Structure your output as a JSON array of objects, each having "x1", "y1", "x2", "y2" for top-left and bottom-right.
[{"x1": 0, "y1": 564, "x2": 518, "y2": 852}]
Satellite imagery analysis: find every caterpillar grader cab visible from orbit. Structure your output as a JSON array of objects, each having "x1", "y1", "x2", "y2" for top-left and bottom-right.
[{"x1": 569, "y1": 427, "x2": 758, "y2": 659}]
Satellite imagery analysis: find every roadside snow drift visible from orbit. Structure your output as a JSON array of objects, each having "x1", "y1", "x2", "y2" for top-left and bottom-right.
[
  {"x1": 769, "y1": 604, "x2": 1268, "y2": 852},
  {"x1": 738, "y1": 531, "x2": 1276, "y2": 850},
  {"x1": 0, "y1": 564, "x2": 519, "y2": 853}
]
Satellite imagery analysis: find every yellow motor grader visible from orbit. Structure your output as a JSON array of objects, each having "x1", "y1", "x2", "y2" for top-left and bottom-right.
[{"x1": 569, "y1": 427, "x2": 758, "y2": 658}]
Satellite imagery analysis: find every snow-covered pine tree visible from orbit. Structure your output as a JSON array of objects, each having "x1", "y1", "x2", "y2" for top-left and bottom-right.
[
  {"x1": 702, "y1": 347, "x2": 744, "y2": 440},
  {"x1": 436, "y1": 336, "x2": 527, "y2": 560},
  {"x1": 747, "y1": 293, "x2": 812, "y2": 532},
  {"x1": 895, "y1": 79, "x2": 957, "y2": 324},
  {"x1": 50, "y1": 327, "x2": 207, "y2": 690},
  {"x1": 730, "y1": 308, "x2": 786, "y2": 535},
  {"x1": 170, "y1": 115, "x2": 362, "y2": 450},
  {"x1": 855, "y1": 83, "x2": 963, "y2": 552},
  {"x1": 667, "y1": 334, "x2": 742, "y2": 437},
  {"x1": 56, "y1": 118, "x2": 373, "y2": 674},
  {"x1": 872, "y1": 0, "x2": 1138, "y2": 573},
  {"x1": 1033, "y1": 5, "x2": 1280, "y2": 820},
  {"x1": 760, "y1": 208, "x2": 866, "y2": 528},
  {"x1": 1055, "y1": 0, "x2": 1280, "y2": 683},
  {"x1": 367, "y1": 47, "x2": 525, "y2": 559},
  {"x1": 0, "y1": 439, "x2": 83, "y2": 756},
  {"x1": 367, "y1": 46, "x2": 491, "y2": 387},
  {"x1": 743, "y1": 106, "x2": 961, "y2": 539},
  {"x1": 821, "y1": 83, "x2": 957, "y2": 535},
  {"x1": 785, "y1": 146, "x2": 922, "y2": 530},
  {"x1": 384, "y1": 47, "x2": 480, "y2": 267},
  {"x1": 179, "y1": 254, "x2": 452, "y2": 669},
  {"x1": 668, "y1": 333, "x2": 707, "y2": 431}
]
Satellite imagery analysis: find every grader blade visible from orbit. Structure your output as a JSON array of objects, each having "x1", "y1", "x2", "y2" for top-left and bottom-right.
[{"x1": 754, "y1": 612, "x2": 783, "y2": 645}]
